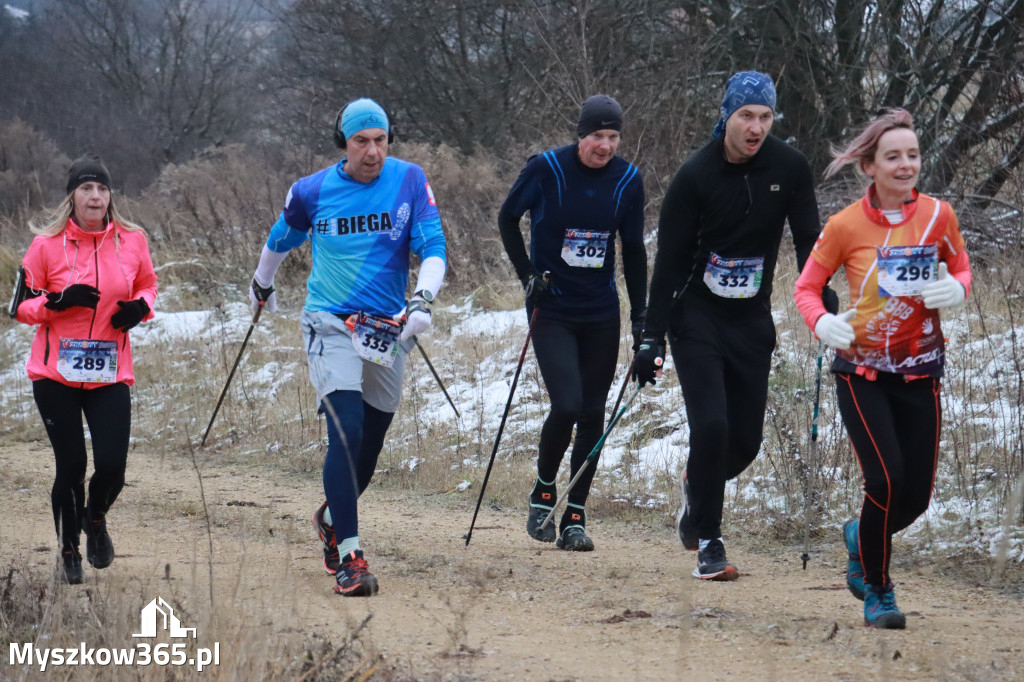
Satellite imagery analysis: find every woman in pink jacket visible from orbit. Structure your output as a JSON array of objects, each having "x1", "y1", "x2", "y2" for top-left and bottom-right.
[{"x1": 11, "y1": 154, "x2": 157, "y2": 584}]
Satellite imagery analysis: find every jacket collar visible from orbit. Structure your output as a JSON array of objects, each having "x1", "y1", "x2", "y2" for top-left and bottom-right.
[
  {"x1": 860, "y1": 184, "x2": 919, "y2": 225},
  {"x1": 66, "y1": 216, "x2": 114, "y2": 241}
]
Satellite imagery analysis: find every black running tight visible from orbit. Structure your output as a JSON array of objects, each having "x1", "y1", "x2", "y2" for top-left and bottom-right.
[
  {"x1": 669, "y1": 296, "x2": 776, "y2": 541},
  {"x1": 531, "y1": 315, "x2": 620, "y2": 508},
  {"x1": 835, "y1": 371, "x2": 940, "y2": 587},
  {"x1": 32, "y1": 379, "x2": 131, "y2": 551}
]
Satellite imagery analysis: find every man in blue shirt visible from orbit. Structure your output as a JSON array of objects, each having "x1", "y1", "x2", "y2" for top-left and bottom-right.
[
  {"x1": 499, "y1": 94, "x2": 647, "y2": 551},
  {"x1": 249, "y1": 98, "x2": 446, "y2": 596}
]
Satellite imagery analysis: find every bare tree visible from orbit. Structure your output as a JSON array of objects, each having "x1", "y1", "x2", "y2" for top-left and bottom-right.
[{"x1": 0, "y1": 0, "x2": 268, "y2": 188}]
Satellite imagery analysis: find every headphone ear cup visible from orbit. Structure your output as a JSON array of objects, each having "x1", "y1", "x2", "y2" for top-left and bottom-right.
[
  {"x1": 383, "y1": 104, "x2": 395, "y2": 144},
  {"x1": 333, "y1": 107, "x2": 347, "y2": 149}
]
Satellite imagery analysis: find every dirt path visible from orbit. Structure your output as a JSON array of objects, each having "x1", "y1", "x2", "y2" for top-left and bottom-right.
[{"x1": 2, "y1": 441, "x2": 1022, "y2": 681}]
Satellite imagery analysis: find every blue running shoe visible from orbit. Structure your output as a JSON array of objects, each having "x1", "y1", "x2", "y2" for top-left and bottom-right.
[
  {"x1": 843, "y1": 519, "x2": 865, "y2": 600},
  {"x1": 863, "y1": 583, "x2": 906, "y2": 629}
]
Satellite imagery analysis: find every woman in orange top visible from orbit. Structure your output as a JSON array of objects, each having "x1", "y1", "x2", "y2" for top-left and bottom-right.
[{"x1": 793, "y1": 109, "x2": 971, "y2": 629}]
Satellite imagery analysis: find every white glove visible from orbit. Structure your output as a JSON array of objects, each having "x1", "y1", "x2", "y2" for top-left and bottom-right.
[
  {"x1": 399, "y1": 299, "x2": 431, "y2": 341},
  {"x1": 921, "y1": 263, "x2": 965, "y2": 309},
  {"x1": 815, "y1": 309, "x2": 856, "y2": 350},
  {"x1": 249, "y1": 274, "x2": 278, "y2": 314}
]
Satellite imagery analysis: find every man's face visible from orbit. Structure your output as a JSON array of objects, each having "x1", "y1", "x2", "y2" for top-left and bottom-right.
[
  {"x1": 344, "y1": 128, "x2": 388, "y2": 182},
  {"x1": 722, "y1": 105, "x2": 774, "y2": 164},
  {"x1": 578, "y1": 129, "x2": 620, "y2": 169}
]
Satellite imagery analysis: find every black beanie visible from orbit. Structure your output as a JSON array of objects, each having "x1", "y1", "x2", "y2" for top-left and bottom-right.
[
  {"x1": 66, "y1": 153, "x2": 111, "y2": 195},
  {"x1": 577, "y1": 94, "x2": 623, "y2": 138}
]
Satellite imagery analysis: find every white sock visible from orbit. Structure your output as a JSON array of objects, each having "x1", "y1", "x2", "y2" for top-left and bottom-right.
[
  {"x1": 698, "y1": 537, "x2": 724, "y2": 550},
  {"x1": 323, "y1": 506, "x2": 333, "y2": 526},
  {"x1": 338, "y1": 536, "x2": 360, "y2": 557}
]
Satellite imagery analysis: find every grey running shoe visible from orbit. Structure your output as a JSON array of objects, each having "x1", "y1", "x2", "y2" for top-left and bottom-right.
[
  {"x1": 676, "y1": 470, "x2": 698, "y2": 551},
  {"x1": 692, "y1": 538, "x2": 738, "y2": 581},
  {"x1": 556, "y1": 526, "x2": 595, "y2": 552},
  {"x1": 527, "y1": 504, "x2": 557, "y2": 542}
]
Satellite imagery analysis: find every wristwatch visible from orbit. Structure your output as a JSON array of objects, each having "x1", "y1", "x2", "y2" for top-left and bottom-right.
[{"x1": 413, "y1": 289, "x2": 434, "y2": 304}]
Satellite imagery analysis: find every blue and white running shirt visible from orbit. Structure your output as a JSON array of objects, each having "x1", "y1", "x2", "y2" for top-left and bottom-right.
[{"x1": 266, "y1": 157, "x2": 446, "y2": 317}]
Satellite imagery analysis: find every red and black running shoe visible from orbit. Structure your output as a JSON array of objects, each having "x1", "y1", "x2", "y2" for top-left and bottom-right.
[
  {"x1": 312, "y1": 502, "x2": 341, "y2": 575},
  {"x1": 334, "y1": 550, "x2": 379, "y2": 597}
]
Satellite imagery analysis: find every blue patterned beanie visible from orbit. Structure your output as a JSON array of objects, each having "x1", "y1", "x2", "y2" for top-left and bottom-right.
[{"x1": 712, "y1": 71, "x2": 777, "y2": 138}]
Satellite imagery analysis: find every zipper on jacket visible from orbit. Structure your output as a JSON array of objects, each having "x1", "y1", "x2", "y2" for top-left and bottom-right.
[
  {"x1": 743, "y1": 173, "x2": 752, "y2": 215},
  {"x1": 44, "y1": 326, "x2": 50, "y2": 365},
  {"x1": 81, "y1": 235, "x2": 100, "y2": 389},
  {"x1": 88, "y1": 235, "x2": 100, "y2": 338}
]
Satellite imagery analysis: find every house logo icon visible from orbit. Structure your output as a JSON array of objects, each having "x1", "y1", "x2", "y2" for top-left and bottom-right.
[{"x1": 133, "y1": 597, "x2": 197, "y2": 639}]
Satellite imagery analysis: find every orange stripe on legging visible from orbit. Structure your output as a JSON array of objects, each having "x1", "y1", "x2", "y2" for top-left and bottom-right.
[{"x1": 839, "y1": 373, "x2": 893, "y2": 582}]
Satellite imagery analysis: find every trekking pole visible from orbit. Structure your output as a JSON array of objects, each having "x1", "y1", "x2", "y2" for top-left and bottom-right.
[
  {"x1": 609, "y1": 355, "x2": 638, "y2": 420},
  {"x1": 413, "y1": 336, "x2": 460, "y2": 419},
  {"x1": 539, "y1": 383, "x2": 643, "y2": 532},
  {"x1": 201, "y1": 304, "x2": 263, "y2": 447},
  {"x1": 463, "y1": 306, "x2": 540, "y2": 546},
  {"x1": 801, "y1": 340, "x2": 825, "y2": 569}
]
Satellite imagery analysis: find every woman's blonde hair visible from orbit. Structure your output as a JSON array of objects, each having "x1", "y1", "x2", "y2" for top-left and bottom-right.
[
  {"x1": 30, "y1": 190, "x2": 147, "y2": 237},
  {"x1": 824, "y1": 108, "x2": 916, "y2": 180}
]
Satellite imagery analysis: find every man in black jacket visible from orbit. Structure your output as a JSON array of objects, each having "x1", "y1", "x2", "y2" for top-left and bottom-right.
[{"x1": 634, "y1": 71, "x2": 826, "y2": 580}]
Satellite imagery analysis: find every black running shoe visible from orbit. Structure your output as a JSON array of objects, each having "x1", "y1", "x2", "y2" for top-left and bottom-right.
[
  {"x1": 692, "y1": 538, "x2": 738, "y2": 581},
  {"x1": 556, "y1": 526, "x2": 595, "y2": 552},
  {"x1": 62, "y1": 548, "x2": 83, "y2": 585},
  {"x1": 83, "y1": 508, "x2": 114, "y2": 569},
  {"x1": 334, "y1": 550, "x2": 379, "y2": 597},
  {"x1": 676, "y1": 470, "x2": 698, "y2": 551},
  {"x1": 312, "y1": 502, "x2": 341, "y2": 575},
  {"x1": 527, "y1": 503, "x2": 557, "y2": 542}
]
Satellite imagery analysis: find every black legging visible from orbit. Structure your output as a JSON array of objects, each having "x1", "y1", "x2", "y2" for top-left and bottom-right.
[
  {"x1": 32, "y1": 379, "x2": 131, "y2": 551},
  {"x1": 835, "y1": 371, "x2": 940, "y2": 587},
  {"x1": 669, "y1": 296, "x2": 775, "y2": 541},
  {"x1": 532, "y1": 315, "x2": 620, "y2": 510}
]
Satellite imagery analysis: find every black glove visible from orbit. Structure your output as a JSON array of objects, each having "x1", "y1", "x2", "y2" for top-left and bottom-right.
[
  {"x1": 44, "y1": 284, "x2": 100, "y2": 311},
  {"x1": 821, "y1": 285, "x2": 839, "y2": 315},
  {"x1": 251, "y1": 278, "x2": 274, "y2": 303},
  {"x1": 523, "y1": 271, "x2": 551, "y2": 305},
  {"x1": 110, "y1": 298, "x2": 150, "y2": 332},
  {"x1": 630, "y1": 310, "x2": 646, "y2": 353},
  {"x1": 632, "y1": 336, "x2": 665, "y2": 386}
]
